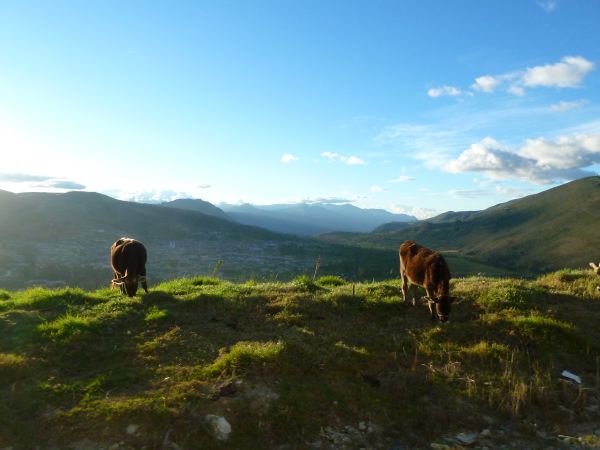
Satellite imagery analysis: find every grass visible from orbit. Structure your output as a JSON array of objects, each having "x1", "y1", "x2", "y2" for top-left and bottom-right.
[{"x1": 1, "y1": 270, "x2": 600, "y2": 448}]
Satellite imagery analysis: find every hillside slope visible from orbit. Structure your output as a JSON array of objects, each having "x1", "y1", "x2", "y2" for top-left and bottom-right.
[
  {"x1": 320, "y1": 177, "x2": 600, "y2": 275},
  {"x1": 1, "y1": 272, "x2": 599, "y2": 448},
  {"x1": 0, "y1": 191, "x2": 396, "y2": 289}
]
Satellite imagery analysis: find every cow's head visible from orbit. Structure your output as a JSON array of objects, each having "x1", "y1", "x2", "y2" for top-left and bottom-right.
[
  {"x1": 112, "y1": 274, "x2": 147, "y2": 297},
  {"x1": 426, "y1": 295, "x2": 459, "y2": 322}
]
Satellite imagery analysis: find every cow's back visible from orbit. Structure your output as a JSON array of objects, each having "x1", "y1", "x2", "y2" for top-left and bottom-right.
[
  {"x1": 111, "y1": 239, "x2": 147, "y2": 277},
  {"x1": 400, "y1": 240, "x2": 450, "y2": 288}
]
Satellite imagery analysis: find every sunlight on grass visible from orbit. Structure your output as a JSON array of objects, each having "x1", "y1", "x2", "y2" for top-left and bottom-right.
[
  {"x1": 144, "y1": 306, "x2": 168, "y2": 322},
  {"x1": 201, "y1": 340, "x2": 285, "y2": 377},
  {"x1": 37, "y1": 313, "x2": 92, "y2": 340}
]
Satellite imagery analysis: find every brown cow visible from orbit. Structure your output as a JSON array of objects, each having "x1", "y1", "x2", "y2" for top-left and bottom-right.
[
  {"x1": 111, "y1": 237, "x2": 148, "y2": 297},
  {"x1": 590, "y1": 262, "x2": 600, "y2": 291},
  {"x1": 399, "y1": 240, "x2": 457, "y2": 322}
]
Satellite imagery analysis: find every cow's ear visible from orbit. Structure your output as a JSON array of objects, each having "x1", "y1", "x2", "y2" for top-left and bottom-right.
[{"x1": 590, "y1": 262, "x2": 599, "y2": 270}]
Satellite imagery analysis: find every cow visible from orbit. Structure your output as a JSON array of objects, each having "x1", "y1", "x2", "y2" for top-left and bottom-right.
[
  {"x1": 590, "y1": 262, "x2": 600, "y2": 291},
  {"x1": 399, "y1": 240, "x2": 457, "y2": 322},
  {"x1": 111, "y1": 237, "x2": 148, "y2": 297}
]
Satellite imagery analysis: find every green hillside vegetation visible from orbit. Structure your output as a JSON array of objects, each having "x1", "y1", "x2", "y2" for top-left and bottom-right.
[
  {"x1": 2, "y1": 271, "x2": 600, "y2": 449},
  {"x1": 320, "y1": 177, "x2": 600, "y2": 276}
]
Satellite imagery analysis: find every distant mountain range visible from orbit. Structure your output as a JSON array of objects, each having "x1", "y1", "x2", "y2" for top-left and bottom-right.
[
  {"x1": 319, "y1": 176, "x2": 600, "y2": 275},
  {"x1": 0, "y1": 190, "x2": 396, "y2": 289},
  {"x1": 2, "y1": 176, "x2": 597, "y2": 289},
  {"x1": 218, "y1": 202, "x2": 417, "y2": 235}
]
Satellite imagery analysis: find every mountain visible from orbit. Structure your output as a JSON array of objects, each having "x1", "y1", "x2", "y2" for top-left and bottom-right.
[
  {"x1": 160, "y1": 198, "x2": 231, "y2": 221},
  {"x1": 319, "y1": 176, "x2": 600, "y2": 275},
  {"x1": 0, "y1": 190, "x2": 396, "y2": 289},
  {"x1": 220, "y1": 202, "x2": 417, "y2": 235}
]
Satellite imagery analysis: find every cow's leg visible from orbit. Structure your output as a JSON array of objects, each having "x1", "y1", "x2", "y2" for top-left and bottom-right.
[
  {"x1": 401, "y1": 273, "x2": 410, "y2": 304},
  {"x1": 425, "y1": 285, "x2": 437, "y2": 321}
]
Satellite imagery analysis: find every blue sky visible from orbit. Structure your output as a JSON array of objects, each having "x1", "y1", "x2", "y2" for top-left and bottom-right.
[{"x1": 1, "y1": 0, "x2": 599, "y2": 218}]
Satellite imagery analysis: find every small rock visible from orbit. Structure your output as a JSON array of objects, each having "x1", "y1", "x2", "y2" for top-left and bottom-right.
[
  {"x1": 479, "y1": 429, "x2": 492, "y2": 438},
  {"x1": 586, "y1": 404, "x2": 599, "y2": 412},
  {"x1": 558, "y1": 435, "x2": 578, "y2": 445},
  {"x1": 126, "y1": 424, "x2": 139, "y2": 435},
  {"x1": 455, "y1": 432, "x2": 478, "y2": 445},
  {"x1": 108, "y1": 444, "x2": 120, "y2": 450},
  {"x1": 358, "y1": 421, "x2": 367, "y2": 431},
  {"x1": 205, "y1": 415, "x2": 232, "y2": 441}
]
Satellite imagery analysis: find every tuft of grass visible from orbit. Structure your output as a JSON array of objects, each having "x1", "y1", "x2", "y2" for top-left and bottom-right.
[
  {"x1": 191, "y1": 276, "x2": 222, "y2": 286},
  {"x1": 477, "y1": 281, "x2": 546, "y2": 310},
  {"x1": 0, "y1": 290, "x2": 10, "y2": 301},
  {"x1": 201, "y1": 340, "x2": 285, "y2": 377},
  {"x1": 37, "y1": 313, "x2": 92, "y2": 340},
  {"x1": 292, "y1": 275, "x2": 319, "y2": 293},
  {"x1": 144, "y1": 306, "x2": 168, "y2": 322},
  {"x1": 316, "y1": 275, "x2": 347, "y2": 287}
]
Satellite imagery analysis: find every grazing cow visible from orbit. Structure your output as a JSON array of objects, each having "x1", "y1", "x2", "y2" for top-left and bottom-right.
[
  {"x1": 399, "y1": 240, "x2": 457, "y2": 322},
  {"x1": 111, "y1": 237, "x2": 148, "y2": 297},
  {"x1": 590, "y1": 262, "x2": 600, "y2": 291}
]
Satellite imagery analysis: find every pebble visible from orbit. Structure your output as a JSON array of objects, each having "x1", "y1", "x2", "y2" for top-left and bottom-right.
[
  {"x1": 455, "y1": 432, "x2": 478, "y2": 445},
  {"x1": 205, "y1": 415, "x2": 232, "y2": 441},
  {"x1": 479, "y1": 429, "x2": 492, "y2": 438},
  {"x1": 126, "y1": 424, "x2": 139, "y2": 435}
]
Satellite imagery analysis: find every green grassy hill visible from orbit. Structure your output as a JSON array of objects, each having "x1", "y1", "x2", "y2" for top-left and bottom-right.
[
  {"x1": 2, "y1": 272, "x2": 600, "y2": 449},
  {"x1": 320, "y1": 176, "x2": 600, "y2": 276}
]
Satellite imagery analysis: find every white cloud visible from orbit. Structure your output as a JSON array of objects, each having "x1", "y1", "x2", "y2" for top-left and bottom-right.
[
  {"x1": 390, "y1": 175, "x2": 415, "y2": 183},
  {"x1": 321, "y1": 152, "x2": 366, "y2": 165},
  {"x1": 321, "y1": 151, "x2": 340, "y2": 160},
  {"x1": 506, "y1": 84, "x2": 526, "y2": 96},
  {"x1": 346, "y1": 156, "x2": 366, "y2": 165},
  {"x1": 537, "y1": 0, "x2": 558, "y2": 13},
  {"x1": 444, "y1": 133, "x2": 600, "y2": 184},
  {"x1": 391, "y1": 204, "x2": 439, "y2": 220},
  {"x1": 428, "y1": 86, "x2": 462, "y2": 98},
  {"x1": 463, "y1": 56, "x2": 595, "y2": 96},
  {"x1": 549, "y1": 99, "x2": 587, "y2": 112},
  {"x1": 375, "y1": 122, "x2": 472, "y2": 169},
  {"x1": 472, "y1": 75, "x2": 500, "y2": 93},
  {"x1": 522, "y1": 56, "x2": 594, "y2": 88},
  {"x1": 370, "y1": 186, "x2": 383, "y2": 193},
  {"x1": 281, "y1": 153, "x2": 299, "y2": 163}
]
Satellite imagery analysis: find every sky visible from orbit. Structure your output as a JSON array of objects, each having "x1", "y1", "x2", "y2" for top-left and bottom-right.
[{"x1": 1, "y1": 0, "x2": 599, "y2": 218}]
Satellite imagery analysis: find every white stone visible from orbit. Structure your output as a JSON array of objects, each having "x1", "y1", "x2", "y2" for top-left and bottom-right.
[
  {"x1": 126, "y1": 424, "x2": 139, "y2": 435},
  {"x1": 206, "y1": 414, "x2": 232, "y2": 441}
]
